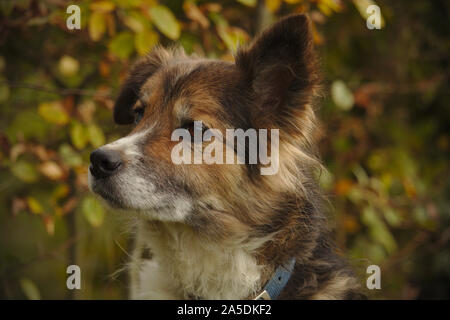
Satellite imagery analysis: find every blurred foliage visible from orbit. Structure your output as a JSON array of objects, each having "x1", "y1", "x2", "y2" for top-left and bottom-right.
[{"x1": 0, "y1": 0, "x2": 449, "y2": 299}]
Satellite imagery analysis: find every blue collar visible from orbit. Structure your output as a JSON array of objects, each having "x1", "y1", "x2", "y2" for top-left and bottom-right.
[{"x1": 254, "y1": 257, "x2": 296, "y2": 300}]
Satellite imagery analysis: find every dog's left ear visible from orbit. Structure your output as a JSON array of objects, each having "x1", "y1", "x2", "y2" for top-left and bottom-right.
[
  {"x1": 235, "y1": 14, "x2": 318, "y2": 118},
  {"x1": 113, "y1": 58, "x2": 157, "y2": 125},
  {"x1": 113, "y1": 47, "x2": 171, "y2": 124}
]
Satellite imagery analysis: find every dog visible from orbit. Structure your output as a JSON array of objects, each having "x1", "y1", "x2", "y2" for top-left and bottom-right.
[{"x1": 88, "y1": 14, "x2": 363, "y2": 299}]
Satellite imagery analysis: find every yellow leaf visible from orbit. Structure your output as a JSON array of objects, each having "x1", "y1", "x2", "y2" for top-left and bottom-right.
[
  {"x1": 108, "y1": 32, "x2": 135, "y2": 59},
  {"x1": 217, "y1": 26, "x2": 248, "y2": 53},
  {"x1": 27, "y1": 197, "x2": 44, "y2": 215},
  {"x1": 87, "y1": 124, "x2": 106, "y2": 148},
  {"x1": 89, "y1": 11, "x2": 106, "y2": 41},
  {"x1": 90, "y1": 0, "x2": 115, "y2": 12},
  {"x1": 38, "y1": 101, "x2": 69, "y2": 125},
  {"x1": 317, "y1": 0, "x2": 341, "y2": 16},
  {"x1": 51, "y1": 184, "x2": 70, "y2": 201},
  {"x1": 265, "y1": 0, "x2": 282, "y2": 13},
  {"x1": 237, "y1": 0, "x2": 257, "y2": 7},
  {"x1": 70, "y1": 122, "x2": 88, "y2": 150},
  {"x1": 20, "y1": 278, "x2": 41, "y2": 300},
  {"x1": 58, "y1": 55, "x2": 79, "y2": 76},
  {"x1": 135, "y1": 30, "x2": 159, "y2": 55},
  {"x1": 148, "y1": 5, "x2": 180, "y2": 40}
]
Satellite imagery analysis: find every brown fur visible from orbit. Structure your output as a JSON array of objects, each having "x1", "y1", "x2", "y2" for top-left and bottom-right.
[{"x1": 109, "y1": 14, "x2": 363, "y2": 299}]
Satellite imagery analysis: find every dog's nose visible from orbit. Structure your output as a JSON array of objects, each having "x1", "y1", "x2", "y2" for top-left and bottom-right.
[{"x1": 89, "y1": 148, "x2": 122, "y2": 179}]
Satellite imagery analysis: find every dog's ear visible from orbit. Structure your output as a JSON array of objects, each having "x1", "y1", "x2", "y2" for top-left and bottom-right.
[
  {"x1": 235, "y1": 14, "x2": 318, "y2": 119},
  {"x1": 113, "y1": 47, "x2": 171, "y2": 124}
]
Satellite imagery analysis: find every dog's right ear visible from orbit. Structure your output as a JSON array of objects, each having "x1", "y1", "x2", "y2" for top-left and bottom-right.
[
  {"x1": 235, "y1": 14, "x2": 318, "y2": 123},
  {"x1": 113, "y1": 47, "x2": 170, "y2": 125}
]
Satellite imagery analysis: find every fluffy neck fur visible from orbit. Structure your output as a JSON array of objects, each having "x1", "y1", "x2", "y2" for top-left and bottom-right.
[
  {"x1": 128, "y1": 190, "x2": 362, "y2": 300},
  {"x1": 130, "y1": 220, "x2": 267, "y2": 300}
]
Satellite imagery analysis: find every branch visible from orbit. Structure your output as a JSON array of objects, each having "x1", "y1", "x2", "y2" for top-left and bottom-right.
[{"x1": 1, "y1": 80, "x2": 113, "y2": 99}]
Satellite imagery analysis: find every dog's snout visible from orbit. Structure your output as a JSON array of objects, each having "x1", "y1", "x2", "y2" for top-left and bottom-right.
[{"x1": 89, "y1": 148, "x2": 122, "y2": 179}]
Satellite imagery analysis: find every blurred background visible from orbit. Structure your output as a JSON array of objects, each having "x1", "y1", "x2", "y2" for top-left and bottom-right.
[{"x1": 0, "y1": 0, "x2": 448, "y2": 299}]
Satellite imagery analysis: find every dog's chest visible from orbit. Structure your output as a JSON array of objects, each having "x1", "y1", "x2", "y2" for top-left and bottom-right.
[{"x1": 130, "y1": 221, "x2": 262, "y2": 299}]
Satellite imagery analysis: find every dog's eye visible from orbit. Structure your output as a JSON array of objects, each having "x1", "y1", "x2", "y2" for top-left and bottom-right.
[
  {"x1": 181, "y1": 121, "x2": 195, "y2": 134},
  {"x1": 133, "y1": 107, "x2": 144, "y2": 124}
]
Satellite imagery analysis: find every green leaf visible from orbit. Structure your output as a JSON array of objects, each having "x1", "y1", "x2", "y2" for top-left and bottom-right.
[
  {"x1": 88, "y1": 124, "x2": 106, "y2": 148},
  {"x1": 383, "y1": 208, "x2": 402, "y2": 227},
  {"x1": 135, "y1": 30, "x2": 159, "y2": 55},
  {"x1": 352, "y1": 165, "x2": 369, "y2": 186},
  {"x1": 108, "y1": 32, "x2": 135, "y2": 59},
  {"x1": 20, "y1": 278, "x2": 41, "y2": 300},
  {"x1": 38, "y1": 102, "x2": 69, "y2": 125},
  {"x1": 70, "y1": 122, "x2": 88, "y2": 150},
  {"x1": 148, "y1": 5, "x2": 180, "y2": 40},
  {"x1": 7, "y1": 111, "x2": 49, "y2": 142},
  {"x1": 236, "y1": 0, "x2": 257, "y2": 7},
  {"x1": 362, "y1": 206, "x2": 397, "y2": 254},
  {"x1": 81, "y1": 196, "x2": 105, "y2": 227},
  {"x1": 11, "y1": 161, "x2": 39, "y2": 183},
  {"x1": 59, "y1": 144, "x2": 83, "y2": 167}
]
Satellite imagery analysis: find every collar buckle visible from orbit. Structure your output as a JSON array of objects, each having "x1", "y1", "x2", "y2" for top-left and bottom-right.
[{"x1": 254, "y1": 290, "x2": 271, "y2": 300}]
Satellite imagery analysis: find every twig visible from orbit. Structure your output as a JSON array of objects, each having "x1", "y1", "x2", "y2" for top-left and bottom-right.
[{"x1": 1, "y1": 80, "x2": 113, "y2": 99}]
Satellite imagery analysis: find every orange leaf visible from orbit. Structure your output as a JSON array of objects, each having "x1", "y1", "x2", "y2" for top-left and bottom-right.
[
  {"x1": 335, "y1": 179, "x2": 353, "y2": 196},
  {"x1": 39, "y1": 161, "x2": 65, "y2": 180},
  {"x1": 184, "y1": 1, "x2": 209, "y2": 29}
]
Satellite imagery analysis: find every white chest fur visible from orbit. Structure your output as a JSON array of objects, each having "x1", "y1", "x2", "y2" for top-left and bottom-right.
[{"x1": 129, "y1": 221, "x2": 262, "y2": 300}]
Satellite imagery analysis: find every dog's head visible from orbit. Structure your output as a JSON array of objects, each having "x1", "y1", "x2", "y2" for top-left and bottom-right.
[{"x1": 89, "y1": 14, "x2": 320, "y2": 233}]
